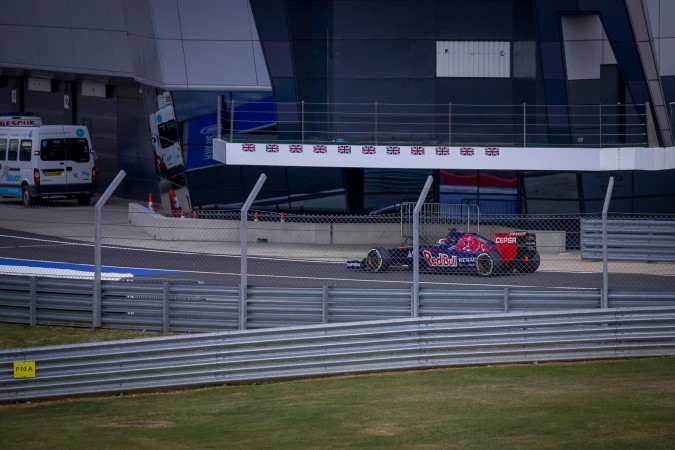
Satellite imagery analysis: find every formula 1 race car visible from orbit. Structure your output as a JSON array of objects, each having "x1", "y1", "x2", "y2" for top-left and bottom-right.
[{"x1": 347, "y1": 230, "x2": 540, "y2": 276}]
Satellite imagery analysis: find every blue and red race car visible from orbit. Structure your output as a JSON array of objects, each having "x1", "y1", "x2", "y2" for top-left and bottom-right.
[{"x1": 347, "y1": 230, "x2": 540, "y2": 276}]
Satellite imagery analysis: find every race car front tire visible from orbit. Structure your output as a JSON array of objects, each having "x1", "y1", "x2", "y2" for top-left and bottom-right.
[{"x1": 365, "y1": 247, "x2": 390, "y2": 272}]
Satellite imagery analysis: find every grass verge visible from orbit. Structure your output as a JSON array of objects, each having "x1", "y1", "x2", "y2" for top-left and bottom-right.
[
  {"x1": 0, "y1": 323, "x2": 162, "y2": 349},
  {"x1": 0, "y1": 322, "x2": 674, "y2": 449}
]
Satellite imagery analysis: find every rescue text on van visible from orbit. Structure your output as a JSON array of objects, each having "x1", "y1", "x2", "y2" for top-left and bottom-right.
[{"x1": 0, "y1": 113, "x2": 96, "y2": 207}]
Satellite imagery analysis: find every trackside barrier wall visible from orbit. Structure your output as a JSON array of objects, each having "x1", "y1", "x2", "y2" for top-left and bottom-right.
[
  {"x1": 1, "y1": 307, "x2": 674, "y2": 401},
  {"x1": 1, "y1": 275, "x2": 674, "y2": 331},
  {"x1": 581, "y1": 218, "x2": 675, "y2": 262}
]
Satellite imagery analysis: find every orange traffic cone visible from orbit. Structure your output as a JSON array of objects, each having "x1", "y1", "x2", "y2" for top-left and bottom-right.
[
  {"x1": 253, "y1": 211, "x2": 259, "y2": 222},
  {"x1": 280, "y1": 212, "x2": 285, "y2": 222},
  {"x1": 193, "y1": 211, "x2": 197, "y2": 220},
  {"x1": 179, "y1": 207, "x2": 185, "y2": 218},
  {"x1": 148, "y1": 193, "x2": 153, "y2": 210}
]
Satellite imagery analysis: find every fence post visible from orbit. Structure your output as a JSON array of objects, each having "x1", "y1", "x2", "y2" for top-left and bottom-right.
[
  {"x1": 216, "y1": 95, "x2": 222, "y2": 140},
  {"x1": 93, "y1": 170, "x2": 126, "y2": 328},
  {"x1": 163, "y1": 281, "x2": 170, "y2": 333},
  {"x1": 29, "y1": 276, "x2": 37, "y2": 327},
  {"x1": 230, "y1": 99, "x2": 235, "y2": 143},
  {"x1": 523, "y1": 102, "x2": 526, "y2": 147},
  {"x1": 374, "y1": 101, "x2": 378, "y2": 145},
  {"x1": 412, "y1": 175, "x2": 434, "y2": 317},
  {"x1": 599, "y1": 103, "x2": 602, "y2": 148},
  {"x1": 601, "y1": 176, "x2": 614, "y2": 309},
  {"x1": 240, "y1": 173, "x2": 267, "y2": 330},
  {"x1": 322, "y1": 285, "x2": 329, "y2": 323},
  {"x1": 448, "y1": 103, "x2": 452, "y2": 147}
]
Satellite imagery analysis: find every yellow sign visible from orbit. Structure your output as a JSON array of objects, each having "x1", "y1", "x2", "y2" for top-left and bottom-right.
[
  {"x1": 13, "y1": 361, "x2": 36, "y2": 378},
  {"x1": 45, "y1": 171, "x2": 62, "y2": 176}
]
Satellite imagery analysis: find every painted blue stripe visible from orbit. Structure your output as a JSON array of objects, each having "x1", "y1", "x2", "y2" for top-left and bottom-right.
[{"x1": 0, "y1": 258, "x2": 178, "y2": 276}]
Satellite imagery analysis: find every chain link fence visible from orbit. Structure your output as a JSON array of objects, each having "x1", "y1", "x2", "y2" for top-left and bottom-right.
[{"x1": 0, "y1": 195, "x2": 673, "y2": 297}]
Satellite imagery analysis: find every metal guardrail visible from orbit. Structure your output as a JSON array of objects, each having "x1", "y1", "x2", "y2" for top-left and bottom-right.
[
  {"x1": 1, "y1": 275, "x2": 675, "y2": 332},
  {"x1": 2, "y1": 306, "x2": 674, "y2": 401},
  {"x1": 581, "y1": 218, "x2": 675, "y2": 262}
]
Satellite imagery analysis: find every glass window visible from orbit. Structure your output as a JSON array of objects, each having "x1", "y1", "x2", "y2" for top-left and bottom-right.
[
  {"x1": 8, "y1": 139, "x2": 18, "y2": 161},
  {"x1": 65, "y1": 138, "x2": 90, "y2": 162},
  {"x1": 41, "y1": 139, "x2": 65, "y2": 161},
  {"x1": 158, "y1": 120, "x2": 178, "y2": 149},
  {"x1": 0, "y1": 140, "x2": 6, "y2": 160},
  {"x1": 19, "y1": 139, "x2": 32, "y2": 161}
]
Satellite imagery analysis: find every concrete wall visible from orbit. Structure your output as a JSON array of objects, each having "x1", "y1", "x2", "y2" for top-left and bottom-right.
[{"x1": 129, "y1": 203, "x2": 565, "y2": 251}]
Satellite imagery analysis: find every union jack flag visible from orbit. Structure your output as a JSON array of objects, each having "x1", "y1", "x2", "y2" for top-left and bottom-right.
[
  {"x1": 460, "y1": 147, "x2": 474, "y2": 156},
  {"x1": 338, "y1": 145, "x2": 351, "y2": 154},
  {"x1": 411, "y1": 146, "x2": 425, "y2": 155},
  {"x1": 266, "y1": 144, "x2": 279, "y2": 153},
  {"x1": 290, "y1": 144, "x2": 303, "y2": 153},
  {"x1": 362, "y1": 145, "x2": 376, "y2": 155},
  {"x1": 313, "y1": 145, "x2": 327, "y2": 153},
  {"x1": 242, "y1": 143, "x2": 256, "y2": 152},
  {"x1": 485, "y1": 147, "x2": 500, "y2": 156},
  {"x1": 386, "y1": 146, "x2": 400, "y2": 155},
  {"x1": 435, "y1": 146, "x2": 449, "y2": 156}
]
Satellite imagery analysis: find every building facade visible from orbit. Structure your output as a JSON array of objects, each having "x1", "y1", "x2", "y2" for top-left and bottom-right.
[{"x1": 0, "y1": 0, "x2": 673, "y2": 214}]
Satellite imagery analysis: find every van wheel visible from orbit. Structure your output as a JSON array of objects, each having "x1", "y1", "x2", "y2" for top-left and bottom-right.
[
  {"x1": 77, "y1": 195, "x2": 91, "y2": 206},
  {"x1": 22, "y1": 186, "x2": 35, "y2": 208}
]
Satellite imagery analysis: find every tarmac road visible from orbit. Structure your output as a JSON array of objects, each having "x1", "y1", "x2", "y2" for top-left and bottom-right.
[{"x1": 0, "y1": 197, "x2": 674, "y2": 291}]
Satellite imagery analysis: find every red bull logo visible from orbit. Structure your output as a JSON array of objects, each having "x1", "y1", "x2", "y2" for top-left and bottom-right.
[{"x1": 423, "y1": 250, "x2": 457, "y2": 267}]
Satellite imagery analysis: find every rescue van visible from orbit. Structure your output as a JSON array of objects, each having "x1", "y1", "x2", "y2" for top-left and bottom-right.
[
  {"x1": 149, "y1": 92, "x2": 185, "y2": 184},
  {"x1": 0, "y1": 113, "x2": 96, "y2": 207}
]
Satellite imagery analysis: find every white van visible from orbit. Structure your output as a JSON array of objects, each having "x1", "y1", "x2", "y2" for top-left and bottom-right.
[
  {"x1": 149, "y1": 92, "x2": 185, "y2": 184},
  {"x1": 0, "y1": 114, "x2": 96, "y2": 207}
]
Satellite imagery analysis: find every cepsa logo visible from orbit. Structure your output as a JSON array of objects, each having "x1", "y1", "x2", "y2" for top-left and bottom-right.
[
  {"x1": 495, "y1": 236, "x2": 517, "y2": 244},
  {"x1": 0, "y1": 119, "x2": 38, "y2": 127},
  {"x1": 423, "y1": 250, "x2": 457, "y2": 267}
]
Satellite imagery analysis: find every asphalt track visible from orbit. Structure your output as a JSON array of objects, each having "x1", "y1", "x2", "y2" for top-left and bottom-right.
[{"x1": 1, "y1": 227, "x2": 673, "y2": 291}]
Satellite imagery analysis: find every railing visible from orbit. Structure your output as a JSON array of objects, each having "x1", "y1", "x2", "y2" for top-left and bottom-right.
[
  {"x1": 581, "y1": 218, "x2": 675, "y2": 262},
  {"x1": 225, "y1": 101, "x2": 650, "y2": 148},
  {"x1": 400, "y1": 202, "x2": 480, "y2": 241},
  {"x1": 2, "y1": 275, "x2": 675, "y2": 332},
  {"x1": 2, "y1": 306, "x2": 674, "y2": 401}
]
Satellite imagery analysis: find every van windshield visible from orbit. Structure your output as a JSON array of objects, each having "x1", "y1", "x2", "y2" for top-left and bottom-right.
[{"x1": 158, "y1": 119, "x2": 178, "y2": 149}]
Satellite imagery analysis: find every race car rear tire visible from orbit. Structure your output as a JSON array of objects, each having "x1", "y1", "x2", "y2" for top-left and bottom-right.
[
  {"x1": 519, "y1": 252, "x2": 541, "y2": 273},
  {"x1": 476, "y1": 252, "x2": 502, "y2": 277},
  {"x1": 365, "y1": 247, "x2": 390, "y2": 272}
]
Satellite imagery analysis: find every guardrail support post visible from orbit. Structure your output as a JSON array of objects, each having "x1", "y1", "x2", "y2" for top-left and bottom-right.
[
  {"x1": 322, "y1": 285, "x2": 329, "y2": 323},
  {"x1": 601, "y1": 176, "x2": 614, "y2": 309},
  {"x1": 29, "y1": 276, "x2": 37, "y2": 327},
  {"x1": 504, "y1": 287, "x2": 510, "y2": 313},
  {"x1": 93, "y1": 170, "x2": 126, "y2": 329},
  {"x1": 240, "y1": 173, "x2": 267, "y2": 330},
  {"x1": 163, "y1": 281, "x2": 170, "y2": 334}
]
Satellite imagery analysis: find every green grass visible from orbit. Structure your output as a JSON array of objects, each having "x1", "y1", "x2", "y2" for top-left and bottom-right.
[
  {"x1": 1, "y1": 358, "x2": 674, "y2": 449},
  {"x1": 1, "y1": 324, "x2": 674, "y2": 449},
  {"x1": 0, "y1": 323, "x2": 162, "y2": 349}
]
